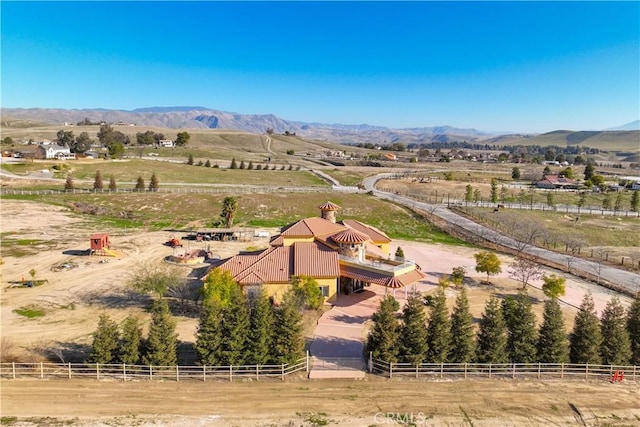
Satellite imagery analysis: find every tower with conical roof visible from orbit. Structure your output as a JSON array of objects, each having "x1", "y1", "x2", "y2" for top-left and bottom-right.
[{"x1": 318, "y1": 201, "x2": 340, "y2": 223}]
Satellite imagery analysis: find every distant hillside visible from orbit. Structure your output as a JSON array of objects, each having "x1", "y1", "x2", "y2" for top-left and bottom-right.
[
  {"x1": 607, "y1": 120, "x2": 640, "y2": 131},
  {"x1": 485, "y1": 130, "x2": 639, "y2": 151},
  {"x1": 0, "y1": 107, "x2": 495, "y2": 145}
]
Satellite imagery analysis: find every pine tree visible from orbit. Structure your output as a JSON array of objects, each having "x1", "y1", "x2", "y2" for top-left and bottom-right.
[
  {"x1": 195, "y1": 300, "x2": 224, "y2": 365},
  {"x1": 600, "y1": 297, "x2": 631, "y2": 365},
  {"x1": 88, "y1": 314, "x2": 119, "y2": 364},
  {"x1": 135, "y1": 176, "x2": 145, "y2": 192},
  {"x1": 247, "y1": 160, "x2": 254, "y2": 170},
  {"x1": 204, "y1": 159, "x2": 211, "y2": 168},
  {"x1": 537, "y1": 298, "x2": 568, "y2": 363},
  {"x1": 93, "y1": 170, "x2": 103, "y2": 190},
  {"x1": 631, "y1": 190, "x2": 640, "y2": 213},
  {"x1": 366, "y1": 295, "x2": 401, "y2": 363},
  {"x1": 247, "y1": 290, "x2": 275, "y2": 365},
  {"x1": 502, "y1": 292, "x2": 538, "y2": 363},
  {"x1": 239, "y1": 160, "x2": 245, "y2": 169},
  {"x1": 272, "y1": 290, "x2": 305, "y2": 365},
  {"x1": 627, "y1": 293, "x2": 640, "y2": 365},
  {"x1": 475, "y1": 296, "x2": 508, "y2": 364},
  {"x1": 118, "y1": 315, "x2": 142, "y2": 364},
  {"x1": 426, "y1": 288, "x2": 451, "y2": 363},
  {"x1": 569, "y1": 293, "x2": 603, "y2": 364},
  {"x1": 148, "y1": 173, "x2": 159, "y2": 192},
  {"x1": 230, "y1": 158, "x2": 238, "y2": 169},
  {"x1": 219, "y1": 286, "x2": 250, "y2": 366},
  {"x1": 108, "y1": 174, "x2": 117, "y2": 191},
  {"x1": 187, "y1": 154, "x2": 194, "y2": 165},
  {"x1": 143, "y1": 299, "x2": 178, "y2": 366},
  {"x1": 64, "y1": 174, "x2": 74, "y2": 191},
  {"x1": 490, "y1": 178, "x2": 498, "y2": 203},
  {"x1": 399, "y1": 295, "x2": 428, "y2": 366},
  {"x1": 449, "y1": 287, "x2": 475, "y2": 363}
]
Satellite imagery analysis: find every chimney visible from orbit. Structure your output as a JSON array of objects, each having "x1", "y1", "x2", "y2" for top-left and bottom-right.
[{"x1": 318, "y1": 201, "x2": 340, "y2": 223}]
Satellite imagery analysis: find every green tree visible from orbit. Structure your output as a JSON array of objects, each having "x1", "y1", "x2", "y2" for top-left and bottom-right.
[
  {"x1": 464, "y1": 184, "x2": 473, "y2": 202},
  {"x1": 218, "y1": 285, "x2": 250, "y2": 366},
  {"x1": 543, "y1": 165, "x2": 552, "y2": 176},
  {"x1": 474, "y1": 251, "x2": 502, "y2": 283},
  {"x1": 546, "y1": 192, "x2": 555, "y2": 208},
  {"x1": 118, "y1": 316, "x2": 142, "y2": 364},
  {"x1": 239, "y1": 160, "x2": 246, "y2": 170},
  {"x1": 291, "y1": 275, "x2": 323, "y2": 310},
  {"x1": 602, "y1": 193, "x2": 612, "y2": 210},
  {"x1": 220, "y1": 196, "x2": 238, "y2": 228},
  {"x1": 537, "y1": 298, "x2": 569, "y2": 363},
  {"x1": 541, "y1": 274, "x2": 566, "y2": 299},
  {"x1": 614, "y1": 192, "x2": 622, "y2": 212},
  {"x1": 584, "y1": 162, "x2": 594, "y2": 181},
  {"x1": 399, "y1": 295, "x2": 428, "y2": 366},
  {"x1": 143, "y1": 299, "x2": 178, "y2": 366},
  {"x1": 187, "y1": 154, "x2": 194, "y2": 165},
  {"x1": 561, "y1": 167, "x2": 574, "y2": 179},
  {"x1": 569, "y1": 293, "x2": 603, "y2": 364},
  {"x1": 600, "y1": 297, "x2": 631, "y2": 365},
  {"x1": 475, "y1": 296, "x2": 508, "y2": 364},
  {"x1": 272, "y1": 290, "x2": 305, "y2": 365},
  {"x1": 577, "y1": 192, "x2": 587, "y2": 209},
  {"x1": 73, "y1": 131, "x2": 93, "y2": 154},
  {"x1": 366, "y1": 295, "x2": 401, "y2": 363},
  {"x1": 201, "y1": 269, "x2": 239, "y2": 307},
  {"x1": 93, "y1": 170, "x2": 103, "y2": 191},
  {"x1": 195, "y1": 299, "x2": 224, "y2": 365},
  {"x1": 135, "y1": 176, "x2": 145, "y2": 192},
  {"x1": 204, "y1": 159, "x2": 211, "y2": 168},
  {"x1": 449, "y1": 287, "x2": 476, "y2": 363},
  {"x1": 136, "y1": 130, "x2": 156, "y2": 145},
  {"x1": 490, "y1": 179, "x2": 498, "y2": 203},
  {"x1": 395, "y1": 246, "x2": 405, "y2": 259},
  {"x1": 230, "y1": 158, "x2": 238, "y2": 169},
  {"x1": 88, "y1": 314, "x2": 119, "y2": 364},
  {"x1": 473, "y1": 188, "x2": 481, "y2": 203},
  {"x1": 502, "y1": 293, "x2": 538, "y2": 363},
  {"x1": 64, "y1": 174, "x2": 74, "y2": 191},
  {"x1": 108, "y1": 141, "x2": 124, "y2": 159},
  {"x1": 627, "y1": 293, "x2": 640, "y2": 365},
  {"x1": 148, "y1": 173, "x2": 159, "y2": 192},
  {"x1": 56, "y1": 129, "x2": 75, "y2": 147},
  {"x1": 631, "y1": 190, "x2": 640, "y2": 213},
  {"x1": 128, "y1": 262, "x2": 184, "y2": 298},
  {"x1": 426, "y1": 288, "x2": 451, "y2": 363},
  {"x1": 247, "y1": 290, "x2": 275, "y2": 365},
  {"x1": 175, "y1": 131, "x2": 190, "y2": 147},
  {"x1": 451, "y1": 266, "x2": 466, "y2": 288},
  {"x1": 247, "y1": 160, "x2": 254, "y2": 170},
  {"x1": 511, "y1": 167, "x2": 521, "y2": 179},
  {"x1": 108, "y1": 175, "x2": 117, "y2": 191},
  {"x1": 1, "y1": 136, "x2": 15, "y2": 145}
]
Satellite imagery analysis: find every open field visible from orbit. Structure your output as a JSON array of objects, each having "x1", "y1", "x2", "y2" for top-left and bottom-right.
[{"x1": 2, "y1": 379, "x2": 640, "y2": 426}]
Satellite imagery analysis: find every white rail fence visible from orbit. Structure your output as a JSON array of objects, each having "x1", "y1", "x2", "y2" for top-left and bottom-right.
[
  {"x1": 370, "y1": 360, "x2": 639, "y2": 382},
  {"x1": 0, "y1": 358, "x2": 308, "y2": 382}
]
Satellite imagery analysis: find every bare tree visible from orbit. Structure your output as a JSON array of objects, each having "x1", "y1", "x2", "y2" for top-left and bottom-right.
[
  {"x1": 508, "y1": 256, "x2": 543, "y2": 289},
  {"x1": 166, "y1": 279, "x2": 200, "y2": 311}
]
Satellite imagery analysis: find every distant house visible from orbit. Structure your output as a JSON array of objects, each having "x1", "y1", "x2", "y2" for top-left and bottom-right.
[
  {"x1": 159, "y1": 139, "x2": 174, "y2": 147},
  {"x1": 631, "y1": 182, "x2": 640, "y2": 191},
  {"x1": 383, "y1": 153, "x2": 397, "y2": 161},
  {"x1": 208, "y1": 202, "x2": 425, "y2": 304},
  {"x1": 536, "y1": 174, "x2": 578, "y2": 189},
  {"x1": 36, "y1": 145, "x2": 76, "y2": 160}
]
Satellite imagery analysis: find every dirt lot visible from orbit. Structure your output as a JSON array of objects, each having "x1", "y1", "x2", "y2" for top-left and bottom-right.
[{"x1": 1, "y1": 378, "x2": 639, "y2": 426}]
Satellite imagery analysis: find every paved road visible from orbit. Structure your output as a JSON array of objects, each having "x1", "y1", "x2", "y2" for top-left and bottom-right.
[{"x1": 363, "y1": 174, "x2": 640, "y2": 295}]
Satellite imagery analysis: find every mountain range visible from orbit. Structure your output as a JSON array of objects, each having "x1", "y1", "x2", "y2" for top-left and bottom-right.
[{"x1": 1, "y1": 107, "x2": 638, "y2": 148}]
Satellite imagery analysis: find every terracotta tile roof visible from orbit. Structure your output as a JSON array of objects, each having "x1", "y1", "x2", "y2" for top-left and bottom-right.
[
  {"x1": 318, "y1": 201, "x2": 341, "y2": 211},
  {"x1": 331, "y1": 228, "x2": 370, "y2": 244},
  {"x1": 293, "y1": 241, "x2": 339, "y2": 277},
  {"x1": 270, "y1": 235, "x2": 284, "y2": 246},
  {"x1": 234, "y1": 246, "x2": 293, "y2": 284},
  {"x1": 282, "y1": 217, "x2": 346, "y2": 238},
  {"x1": 339, "y1": 265, "x2": 426, "y2": 288},
  {"x1": 341, "y1": 219, "x2": 391, "y2": 243},
  {"x1": 364, "y1": 241, "x2": 387, "y2": 258},
  {"x1": 217, "y1": 252, "x2": 264, "y2": 277}
]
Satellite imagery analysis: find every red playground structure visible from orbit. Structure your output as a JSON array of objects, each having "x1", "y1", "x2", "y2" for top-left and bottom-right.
[{"x1": 90, "y1": 233, "x2": 111, "y2": 256}]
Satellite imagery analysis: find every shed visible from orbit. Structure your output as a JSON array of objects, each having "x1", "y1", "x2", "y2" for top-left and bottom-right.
[{"x1": 90, "y1": 233, "x2": 110, "y2": 254}]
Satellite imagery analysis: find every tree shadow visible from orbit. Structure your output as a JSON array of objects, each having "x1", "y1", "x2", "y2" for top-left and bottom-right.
[
  {"x1": 81, "y1": 288, "x2": 153, "y2": 309},
  {"x1": 331, "y1": 314, "x2": 370, "y2": 324},
  {"x1": 62, "y1": 249, "x2": 91, "y2": 256}
]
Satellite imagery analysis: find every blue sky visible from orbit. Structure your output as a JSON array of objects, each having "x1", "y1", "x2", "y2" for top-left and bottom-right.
[{"x1": 2, "y1": 1, "x2": 639, "y2": 133}]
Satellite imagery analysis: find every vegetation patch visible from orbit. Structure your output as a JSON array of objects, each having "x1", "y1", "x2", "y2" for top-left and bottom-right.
[{"x1": 14, "y1": 306, "x2": 45, "y2": 318}]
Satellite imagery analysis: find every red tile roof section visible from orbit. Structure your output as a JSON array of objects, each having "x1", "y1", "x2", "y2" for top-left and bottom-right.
[
  {"x1": 331, "y1": 228, "x2": 370, "y2": 244},
  {"x1": 341, "y1": 219, "x2": 391, "y2": 243},
  {"x1": 293, "y1": 242, "x2": 340, "y2": 277}
]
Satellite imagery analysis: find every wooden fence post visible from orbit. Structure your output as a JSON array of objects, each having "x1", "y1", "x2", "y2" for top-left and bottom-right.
[
  {"x1": 585, "y1": 363, "x2": 588, "y2": 380},
  {"x1": 440, "y1": 363, "x2": 444, "y2": 379},
  {"x1": 488, "y1": 363, "x2": 492, "y2": 379},
  {"x1": 41, "y1": 362, "x2": 44, "y2": 379},
  {"x1": 68, "y1": 362, "x2": 71, "y2": 379},
  {"x1": 560, "y1": 363, "x2": 564, "y2": 379},
  {"x1": 176, "y1": 365, "x2": 179, "y2": 382},
  {"x1": 12, "y1": 362, "x2": 16, "y2": 380},
  {"x1": 256, "y1": 364, "x2": 259, "y2": 381},
  {"x1": 281, "y1": 364, "x2": 285, "y2": 381},
  {"x1": 96, "y1": 363, "x2": 100, "y2": 380},
  {"x1": 464, "y1": 363, "x2": 467, "y2": 379},
  {"x1": 203, "y1": 365, "x2": 206, "y2": 383},
  {"x1": 230, "y1": 365, "x2": 233, "y2": 382},
  {"x1": 123, "y1": 364, "x2": 126, "y2": 382},
  {"x1": 389, "y1": 362, "x2": 393, "y2": 379},
  {"x1": 306, "y1": 351, "x2": 310, "y2": 373},
  {"x1": 538, "y1": 362, "x2": 541, "y2": 379},
  {"x1": 150, "y1": 365, "x2": 153, "y2": 381}
]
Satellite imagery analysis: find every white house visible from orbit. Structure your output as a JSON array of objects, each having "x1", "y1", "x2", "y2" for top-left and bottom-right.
[
  {"x1": 159, "y1": 139, "x2": 174, "y2": 147},
  {"x1": 37, "y1": 145, "x2": 76, "y2": 160}
]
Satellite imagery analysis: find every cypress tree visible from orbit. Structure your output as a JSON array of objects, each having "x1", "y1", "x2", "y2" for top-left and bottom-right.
[
  {"x1": 219, "y1": 286, "x2": 250, "y2": 366},
  {"x1": 93, "y1": 170, "x2": 103, "y2": 190},
  {"x1": 148, "y1": 173, "x2": 159, "y2": 192},
  {"x1": 195, "y1": 300, "x2": 224, "y2": 365},
  {"x1": 64, "y1": 174, "x2": 74, "y2": 191},
  {"x1": 537, "y1": 298, "x2": 568, "y2": 363},
  {"x1": 502, "y1": 292, "x2": 538, "y2": 363},
  {"x1": 399, "y1": 295, "x2": 428, "y2": 366},
  {"x1": 272, "y1": 290, "x2": 305, "y2": 365},
  {"x1": 247, "y1": 290, "x2": 275, "y2": 365},
  {"x1": 204, "y1": 159, "x2": 211, "y2": 168},
  {"x1": 366, "y1": 295, "x2": 401, "y2": 363},
  {"x1": 88, "y1": 314, "x2": 119, "y2": 364},
  {"x1": 475, "y1": 296, "x2": 508, "y2": 364},
  {"x1": 627, "y1": 293, "x2": 640, "y2": 365},
  {"x1": 187, "y1": 154, "x2": 194, "y2": 165},
  {"x1": 449, "y1": 287, "x2": 475, "y2": 363},
  {"x1": 143, "y1": 299, "x2": 178, "y2": 366},
  {"x1": 426, "y1": 288, "x2": 451, "y2": 363},
  {"x1": 600, "y1": 297, "x2": 631, "y2": 365},
  {"x1": 247, "y1": 160, "x2": 254, "y2": 170},
  {"x1": 118, "y1": 315, "x2": 142, "y2": 364},
  {"x1": 569, "y1": 293, "x2": 603, "y2": 364},
  {"x1": 108, "y1": 174, "x2": 117, "y2": 191},
  {"x1": 135, "y1": 176, "x2": 145, "y2": 192}
]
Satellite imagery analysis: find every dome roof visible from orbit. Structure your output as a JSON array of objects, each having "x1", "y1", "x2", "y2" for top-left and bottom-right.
[
  {"x1": 318, "y1": 201, "x2": 341, "y2": 211},
  {"x1": 331, "y1": 228, "x2": 369, "y2": 244}
]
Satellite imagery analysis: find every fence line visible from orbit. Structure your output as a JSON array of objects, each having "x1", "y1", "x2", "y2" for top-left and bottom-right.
[
  {"x1": 370, "y1": 360, "x2": 639, "y2": 382},
  {"x1": 0, "y1": 186, "x2": 337, "y2": 196},
  {"x1": 0, "y1": 357, "x2": 308, "y2": 382}
]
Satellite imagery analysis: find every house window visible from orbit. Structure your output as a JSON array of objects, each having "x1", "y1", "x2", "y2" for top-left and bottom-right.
[{"x1": 319, "y1": 286, "x2": 329, "y2": 298}]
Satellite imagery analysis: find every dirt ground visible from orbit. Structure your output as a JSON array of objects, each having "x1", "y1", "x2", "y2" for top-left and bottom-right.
[{"x1": 1, "y1": 378, "x2": 639, "y2": 426}]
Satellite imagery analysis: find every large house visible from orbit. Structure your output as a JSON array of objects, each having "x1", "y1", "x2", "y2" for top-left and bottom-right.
[
  {"x1": 36, "y1": 144, "x2": 76, "y2": 160},
  {"x1": 536, "y1": 174, "x2": 578, "y2": 190},
  {"x1": 209, "y1": 202, "x2": 425, "y2": 303}
]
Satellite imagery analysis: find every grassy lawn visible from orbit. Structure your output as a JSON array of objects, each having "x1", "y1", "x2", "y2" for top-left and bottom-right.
[
  {"x1": 0, "y1": 235, "x2": 59, "y2": 257},
  {"x1": 321, "y1": 168, "x2": 373, "y2": 186},
  {"x1": 14, "y1": 306, "x2": 45, "y2": 318}
]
